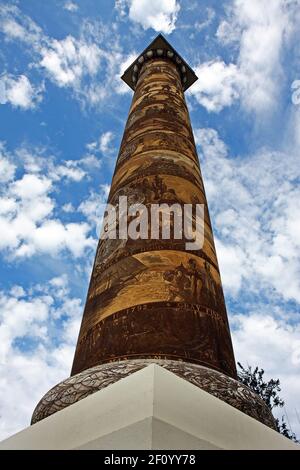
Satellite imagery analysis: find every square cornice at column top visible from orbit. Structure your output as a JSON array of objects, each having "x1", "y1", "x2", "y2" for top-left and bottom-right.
[{"x1": 121, "y1": 34, "x2": 198, "y2": 92}]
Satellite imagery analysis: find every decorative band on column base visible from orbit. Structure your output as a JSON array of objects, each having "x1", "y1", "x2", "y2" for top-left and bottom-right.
[{"x1": 31, "y1": 359, "x2": 277, "y2": 430}]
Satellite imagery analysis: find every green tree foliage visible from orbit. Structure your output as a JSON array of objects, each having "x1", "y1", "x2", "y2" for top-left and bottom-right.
[{"x1": 237, "y1": 363, "x2": 298, "y2": 443}]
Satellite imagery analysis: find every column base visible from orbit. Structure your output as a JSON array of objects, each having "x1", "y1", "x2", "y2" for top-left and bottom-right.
[
  {"x1": 31, "y1": 359, "x2": 276, "y2": 430},
  {"x1": 1, "y1": 364, "x2": 298, "y2": 450}
]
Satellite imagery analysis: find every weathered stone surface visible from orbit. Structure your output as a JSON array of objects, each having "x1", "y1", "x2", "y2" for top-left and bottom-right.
[
  {"x1": 32, "y1": 359, "x2": 276, "y2": 430},
  {"x1": 71, "y1": 54, "x2": 236, "y2": 380}
]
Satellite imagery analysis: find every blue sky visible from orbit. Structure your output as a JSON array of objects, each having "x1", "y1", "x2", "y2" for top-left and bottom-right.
[{"x1": 0, "y1": 0, "x2": 300, "y2": 440}]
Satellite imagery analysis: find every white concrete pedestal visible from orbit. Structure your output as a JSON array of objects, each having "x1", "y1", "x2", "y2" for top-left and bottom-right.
[{"x1": 0, "y1": 364, "x2": 298, "y2": 450}]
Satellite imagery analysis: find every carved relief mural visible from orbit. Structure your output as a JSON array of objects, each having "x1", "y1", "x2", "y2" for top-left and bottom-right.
[
  {"x1": 118, "y1": 132, "x2": 198, "y2": 165},
  {"x1": 71, "y1": 56, "x2": 237, "y2": 379},
  {"x1": 111, "y1": 162, "x2": 203, "y2": 198},
  {"x1": 89, "y1": 251, "x2": 224, "y2": 310}
]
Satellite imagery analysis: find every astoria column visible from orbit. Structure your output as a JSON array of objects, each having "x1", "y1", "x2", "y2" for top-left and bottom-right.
[{"x1": 32, "y1": 35, "x2": 275, "y2": 429}]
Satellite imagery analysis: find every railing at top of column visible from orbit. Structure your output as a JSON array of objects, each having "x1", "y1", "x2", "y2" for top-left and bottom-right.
[{"x1": 131, "y1": 48, "x2": 188, "y2": 89}]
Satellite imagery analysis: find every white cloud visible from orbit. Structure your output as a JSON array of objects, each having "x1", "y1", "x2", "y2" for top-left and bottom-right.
[
  {"x1": 0, "y1": 5, "x2": 127, "y2": 107},
  {"x1": 232, "y1": 312, "x2": 300, "y2": 436},
  {"x1": 63, "y1": 1, "x2": 79, "y2": 12},
  {"x1": 62, "y1": 202, "x2": 75, "y2": 213},
  {"x1": 194, "y1": 127, "x2": 228, "y2": 157},
  {"x1": 1, "y1": 17, "x2": 29, "y2": 40},
  {"x1": 79, "y1": 154, "x2": 102, "y2": 169},
  {"x1": 100, "y1": 131, "x2": 114, "y2": 154},
  {"x1": 0, "y1": 74, "x2": 43, "y2": 109},
  {"x1": 128, "y1": 0, "x2": 180, "y2": 34},
  {"x1": 26, "y1": 220, "x2": 94, "y2": 258},
  {"x1": 216, "y1": 19, "x2": 242, "y2": 45},
  {"x1": 196, "y1": 127, "x2": 300, "y2": 303},
  {"x1": 193, "y1": 0, "x2": 300, "y2": 114},
  {"x1": 233, "y1": 0, "x2": 293, "y2": 113},
  {"x1": 115, "y1": 0, "x2": 128, "y2": 18},
  {"x1": 0, "y1": 4, "x2": 42, "y2": 45},
  {"x1": 192, "y1": 7, "x2": 215, "y2": 34},
  {"x1": 19, "y1": 146, "x2": 101, "y2": 182},
  {"x1": 52, "y1": 163, "x2": 86, "y2": 182},
  {"x1": 0, "y1": 146, "x2": 16, "y2": 183},
  {"x1": 11, "y1": 174, "x2": 52, "y2": 200},
  {"x1": 10, "y1": 285, "x2": 26, "y2": 298},
  {"x1": 190, "y1": 61, "x2": 240, "y2": 112},
  {"x1": 215, "y1": 239, "x2": 248, "y2": 295},
  {"x1": 87, "y1": 131, "x2": 115, "y2": 155},
  {"x1": 40, "y1": 36, "x2": 101, "y2": 88},
  {"x1": 0, "y1": 143, "x2": 96, "y2": 259},
  {"x1": 79, "y1": 184, "x2": 110, "y2": 233},
  {"x1": 0, "y1": 277, "x2": 82, "y2": 440}
]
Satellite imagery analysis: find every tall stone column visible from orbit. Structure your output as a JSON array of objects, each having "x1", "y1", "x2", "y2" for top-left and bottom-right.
[
  {"x1": 71, "y1": 42, "x2": 236, "y2": 380},
  {"x1": 31, "y1": 35, "x2": 276, "y2": 431}
]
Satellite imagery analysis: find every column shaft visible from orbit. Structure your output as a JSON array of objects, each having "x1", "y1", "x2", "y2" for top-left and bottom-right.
[{"x1": 71, "y1": 58, "x2": 237, "y2": 379}]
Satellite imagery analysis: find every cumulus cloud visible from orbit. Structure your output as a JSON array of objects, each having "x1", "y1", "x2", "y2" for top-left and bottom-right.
[
  {"x1": 40, "y1": 36, "x2": 101, "y2": 88},
  {"x1": 79, "y1": 184, "x2": 110, "y2": 235},
  {"x1": 0, "y1": 5, "x2": 128, "y2": 107},
  {"x1": 86, "y1": 131, "x2": 115, "y2": 156},
  {"x1": 117, "y1": 0, "x2": 180, "y2": 34},
  {"x1": 191, "y1": 7, "x2": 215, "y2": 35},
  {"x1": 99, "y1": 131, "x2": 114, "y2": 154},
  {"x1": 0, "y1": 276, "x2": 82, "y2": 439},
  {"x1": 19, "y1": 146, "x2": 101, "y2": 181},
  {"x1": 190, "y1": 61, "x2": 240, "y2": 112},
  {"x1": 0, "y1": 143, "x2": 96, "y2": 259},
  {"x1": 11, "y1": 173, "x2": 52, "y2": 200},
  {"x1": 0, "y1": 74, "x2": 43, "y2": 109},
  {"x1": 0, "y1": 146, "x2": 16, "y2": 183},
  {"x1": 192, "y1": 0, "x2": 300, "y2": 114},
  {"x1": 196, "y1": 127, "x2": 300, "y2": 303},
  {"x1": 62, "y1": 202, "x2": 75, "y2": 213},
  {"x1": 216, "y1": 19, "x2": 242, "y2": 46},
  {"x1": 232, "y1": 0, "x2": 295, "y2": 113},
  {"x1": 232, "y1": 312, "x2": 300, "y2": 436},
  {"x1": 24, "y1": 220, "x2": 93, "y2": 258},
  {"x1": 63, "y1": 1, "x2": 79, "y2": 12},
  {"x1": 0, "y1": 4, "x2": 42, "y2": 45},
  {"x1": 115, "y1": 0, "x2": 128, "y2": 18}
]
